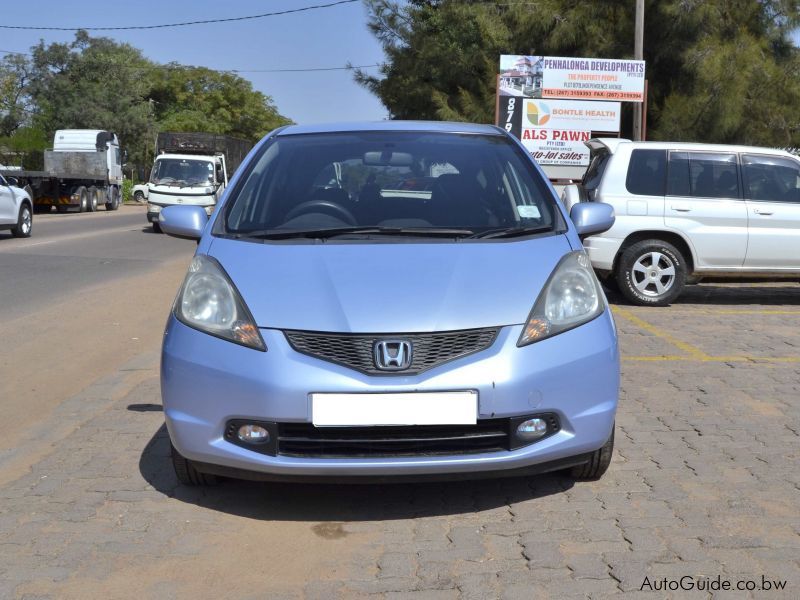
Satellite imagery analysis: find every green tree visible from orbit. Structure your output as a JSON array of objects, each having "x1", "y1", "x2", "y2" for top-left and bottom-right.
[
  {"x1": 0, "y1": 53, "x2": 34, "y2": 137},
  {"x1": 358, "y1": 0, "x2": 800, "y2": 145},
  {"x1": 24, "y1": 31, "x2": 154, "y2": 170},
  {"x1": 149, "y1": 65, "x2": 291, "y2": 142}
]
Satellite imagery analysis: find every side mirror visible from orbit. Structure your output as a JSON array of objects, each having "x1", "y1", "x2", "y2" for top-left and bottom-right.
[
  {"x1": 215, "y1": 164, "x2": 225, "y2": 184},
  {"x1": 570, "y1": 202, "x2": 615, "y2": 240},
  {"x1": 159, "y1": 205, "x2": 208, "y2": 240}
]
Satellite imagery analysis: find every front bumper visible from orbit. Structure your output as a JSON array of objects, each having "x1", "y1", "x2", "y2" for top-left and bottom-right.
[{"x1": 161, "y1": 312, "x2": 619, "y2": 479}]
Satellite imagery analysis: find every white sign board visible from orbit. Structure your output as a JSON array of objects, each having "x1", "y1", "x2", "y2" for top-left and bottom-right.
[
  {"x1": 541, "y1": 57, "x2": 645, "y2": 102},
  {"x1": 523, "y1": 99, "x2": 620, "y2": 132},
  {"x1": 519, "y1": 129, "x2": 591, "y2": 166}
]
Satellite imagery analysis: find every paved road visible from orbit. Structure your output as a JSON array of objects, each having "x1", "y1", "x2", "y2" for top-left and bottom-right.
[
  {"x1": 0, "y1": 217, "x2": 798, "y2": 598},
  {"x1": 0, "y1": 205, "x2": 190, "y2": 321}
]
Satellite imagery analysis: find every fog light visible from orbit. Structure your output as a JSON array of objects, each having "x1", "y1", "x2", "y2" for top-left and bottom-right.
[
  {"x1": 516, "y1": 418, "x2": 548, "y2": 441},
  {"x1": 237, "y1": 424, "x2": 270, "y2": 444}
]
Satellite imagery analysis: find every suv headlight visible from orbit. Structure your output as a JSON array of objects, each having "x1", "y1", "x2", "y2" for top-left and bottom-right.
[
  {"x1": 174, "y1": 255, "x2": 266, "y2": 351},
  {"x1": 518, "y1": 251, "x2": 605, "y2": 346}
]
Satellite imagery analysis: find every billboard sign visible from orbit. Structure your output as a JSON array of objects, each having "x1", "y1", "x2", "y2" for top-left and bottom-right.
[
  {"x1": 522, "y1": 99, "x2": 620, "y2": 132},
  {"x1": 519, "y1": 128, "x2": 591, "y2": 166},
  {"x1": 500, "y1": 55, "x2": 645, "y2": 102},
  {"x1": 541, "y1": 57, "x2": 645, "y2": 101}
]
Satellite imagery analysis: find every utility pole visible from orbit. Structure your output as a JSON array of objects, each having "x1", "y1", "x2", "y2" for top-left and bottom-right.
[{"x1": 632, "y1": 0, "x2": 644, "y2": 141}]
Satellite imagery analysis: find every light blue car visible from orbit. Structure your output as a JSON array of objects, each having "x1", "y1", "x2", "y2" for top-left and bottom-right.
[{"x1": 158, "y1": 121, "x2": 619, "y2": 485}]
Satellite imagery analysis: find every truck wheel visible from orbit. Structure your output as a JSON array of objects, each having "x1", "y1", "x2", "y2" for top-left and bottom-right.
[
  {"x1": 615, "y1": 239, "x2": 687, "y2": 306},
  {"x1": 105, "y1": 187, "x2": 120, "y2": 211},
  {"x1": 152, "y1": 221, "x2": 162, "y2": 233},
  {"x1": 87, "y1": 187, "x2": 99, "y2": 212},
  {"x1": 171, "y1": 444, "x2": 218, "y2": 486},
  {"x1": 133, "y1": 190, "x2": 145, "y2": 203},
  {"x1": 76, "y1": 187, "x2": 88, "y2": 213},
  {"x1": 11, "y1": 203, "x2": 33, "y2": 238},
  {"x1": 570, "y1": 427, "x2": 614, "y2": 481}
]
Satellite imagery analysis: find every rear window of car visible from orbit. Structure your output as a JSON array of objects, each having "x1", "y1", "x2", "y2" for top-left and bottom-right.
[
  {"x1": 221, "y1": 131, "x2": 561, "y2": 236},
  {"x1": 582, "y1": 148, "x2": 610, "y2": 196},
  {"x1": 625, "y1": 149, "x2": 666, "y2": 196}
]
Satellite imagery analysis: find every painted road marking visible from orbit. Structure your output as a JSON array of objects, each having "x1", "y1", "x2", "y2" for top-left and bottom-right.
[
  {"x1": 623, "y1": 355, "x2": 800, "y2": 363},
  {"x1": 612, "y1": 305, "x2": 710, "y2": 359}
]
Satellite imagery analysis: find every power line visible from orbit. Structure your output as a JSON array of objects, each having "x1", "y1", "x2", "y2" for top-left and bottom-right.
[
  {"x1": 0, "y1": 49, "x2": 379, "y2": 73},
  {"x1": 0, "y1": 0, "x2": 358, "y2": 31}
]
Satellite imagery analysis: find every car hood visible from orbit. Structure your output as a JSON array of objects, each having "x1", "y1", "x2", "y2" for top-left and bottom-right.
[{"x1": 207, "y1": 234, "x2": 573, "y2": 333}]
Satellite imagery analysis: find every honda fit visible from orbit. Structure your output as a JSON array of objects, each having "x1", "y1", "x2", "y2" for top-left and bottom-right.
[{"x1": 158, "y1": 121, "x2": 619, "y2": 485}]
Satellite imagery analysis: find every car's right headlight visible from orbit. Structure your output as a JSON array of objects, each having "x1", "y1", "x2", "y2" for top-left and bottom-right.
[
  {"x1": 174, "y1": 255, "x2": 266, "y2": 351},
  {"x1": 518, "y1": 251, "x2": 605, "y2": 346}
]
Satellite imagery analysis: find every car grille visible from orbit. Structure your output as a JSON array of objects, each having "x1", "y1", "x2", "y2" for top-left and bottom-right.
[
  {"x1": 283, "y1": 327, "x2": 500, "y2": 375},
  {"x1": 277, "y1": 419, "x2": 512, "y2": 458}
]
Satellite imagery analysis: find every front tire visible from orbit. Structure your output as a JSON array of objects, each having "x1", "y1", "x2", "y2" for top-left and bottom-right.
[
  {"x1": 171, "y1": 444, "x2": 218, "y2": 486},
  {"x1": 615, "y1": 239, "x2": 686, "y2": 306},
  {"x1": 11, "y1": 203, "x2": 32, "y2": 238},
  {"x1": 133, "y1": 190, "x2": 145, "y2": 203},
  {"x1": 570, "y1": 427, "x2": 614, "y2": 480},
  {"x1": 152, "y1": 221, "x2": 162, "y2": 233}
]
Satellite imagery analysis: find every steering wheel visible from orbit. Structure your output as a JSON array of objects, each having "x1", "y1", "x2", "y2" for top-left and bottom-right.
[{"x1": 283, "y1": 200, "x2": 357, "y2": 225}]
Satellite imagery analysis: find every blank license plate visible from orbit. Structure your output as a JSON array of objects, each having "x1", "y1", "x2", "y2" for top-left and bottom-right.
[{"x1": 311, "y1": 392, "x2": 477, "y2": 427}]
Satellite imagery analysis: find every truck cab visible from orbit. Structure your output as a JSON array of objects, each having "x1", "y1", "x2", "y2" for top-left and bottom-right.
[{"x1": 146, "y1": 153, "x2": 227, "y2": 231}]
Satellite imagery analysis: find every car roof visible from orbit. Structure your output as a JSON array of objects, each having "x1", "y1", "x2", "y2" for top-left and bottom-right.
[
  {"x1": 276, "y1": 120, "x2": 505, "y2": 136},
  {"x1": 589, "y1": 137, "x2": 797, "y2": 159}
]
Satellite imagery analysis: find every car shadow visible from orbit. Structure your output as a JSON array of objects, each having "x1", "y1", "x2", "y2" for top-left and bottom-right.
[
  {"x1": 602, "y1": 282, "x2": 800, "y2": 306},
  {"x1": 139, "y1": 424, "x2": 574, "y2": 522}
]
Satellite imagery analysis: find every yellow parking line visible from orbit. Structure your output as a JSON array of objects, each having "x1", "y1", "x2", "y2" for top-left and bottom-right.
[
  {"x1": 658, "y1": 309, "x2": 800, "y2": 316},
  {"x1": 623, "y1": 355, "x2": 800, "y2": 363},
  {"x1": 612, "y1": 306, "x2": 709, "y2": 359}
]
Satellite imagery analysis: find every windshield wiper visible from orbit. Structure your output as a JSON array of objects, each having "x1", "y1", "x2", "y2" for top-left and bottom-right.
[
  {"x1": 229, "y1": 226, "x2": 475, "y2": 240},
  {"x1": 468, "y1": 225, "x2": 552, "y2": 239}
]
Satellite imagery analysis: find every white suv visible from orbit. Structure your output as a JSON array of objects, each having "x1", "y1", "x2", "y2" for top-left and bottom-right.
[
  {"x1": 0, "y1": 174, "x2": 33, "y2": 238},
  {"x1": 563, "y1": 139, "x2": 800, "y2": 305}
]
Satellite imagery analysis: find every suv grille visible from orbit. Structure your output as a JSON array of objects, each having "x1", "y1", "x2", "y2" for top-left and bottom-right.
[{"x1": 283, "y1": 327, "x2": 499, "y2": 375}]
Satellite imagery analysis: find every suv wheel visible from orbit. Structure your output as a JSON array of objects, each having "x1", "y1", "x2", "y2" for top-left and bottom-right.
[{"x1": 616, "y1": 239, "x2": 686, "y2": 306}]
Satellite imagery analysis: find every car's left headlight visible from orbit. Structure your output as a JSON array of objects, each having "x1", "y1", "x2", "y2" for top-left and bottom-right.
[
  {"x1": 518, "y1": 250, "x2": 605, "y2": 346},
  {"x1": 174, "y1": 255, "x2": 266, "y2": 351}
]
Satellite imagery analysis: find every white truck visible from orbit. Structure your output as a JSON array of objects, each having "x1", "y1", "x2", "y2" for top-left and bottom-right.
[
  {"x1": 146, "y1": 132, "x2": 252, "y2": 232},
  {"x1": 0, "y1": 129, "x2": 123, "y2": 213}
]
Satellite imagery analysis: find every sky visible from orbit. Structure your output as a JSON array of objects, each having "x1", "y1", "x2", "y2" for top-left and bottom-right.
[{"x1": 0, "y1": 0, "x2": 389, "y2": 124}]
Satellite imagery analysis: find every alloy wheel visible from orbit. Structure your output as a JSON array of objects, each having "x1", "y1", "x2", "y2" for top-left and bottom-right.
[{"x1": 631, "y1": 251, "x2": 676, "y2": 298}]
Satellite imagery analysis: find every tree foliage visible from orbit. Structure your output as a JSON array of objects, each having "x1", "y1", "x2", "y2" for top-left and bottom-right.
[
  {"x1": 0, "y1": 31, "x2": 291, "y2": 174},
  {"x1": 358, "y1": 0, "x2": 800, "y2": 145},
  {"x1": 149, "y1": 65, "x2": 289, "y2": 141}
]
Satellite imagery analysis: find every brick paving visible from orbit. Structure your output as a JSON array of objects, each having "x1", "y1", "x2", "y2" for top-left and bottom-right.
[{"x1": 1, "y1": 284, "x2": 799, "y2": 599}]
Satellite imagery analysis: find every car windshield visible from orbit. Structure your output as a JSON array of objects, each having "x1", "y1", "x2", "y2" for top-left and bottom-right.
[
  {"x1": 220, "y1": 131, "x2": 560, "y2": 238},
  {"x1": 150, "y1": 158, "x2": 214, "y2": 187}
]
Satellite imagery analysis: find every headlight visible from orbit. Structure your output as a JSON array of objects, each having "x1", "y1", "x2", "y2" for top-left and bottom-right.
[
  {"x1": 148, "y1": 203, "x2": 162, "y2": 213},
  {"x1": 518, "y1": 251, "x2": 605, "y2": 346},
  {"x1": 174, "y1": 255, "x2": 266, "y2": 351}
]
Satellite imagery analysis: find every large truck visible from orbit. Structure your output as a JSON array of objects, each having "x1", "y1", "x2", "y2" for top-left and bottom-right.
[
  {"x1": 145, "y1": 132, "x2": 253, "y2": 232},
  {"x1": 0, "y1": 130, "x2": 123, "y2": 213}
]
